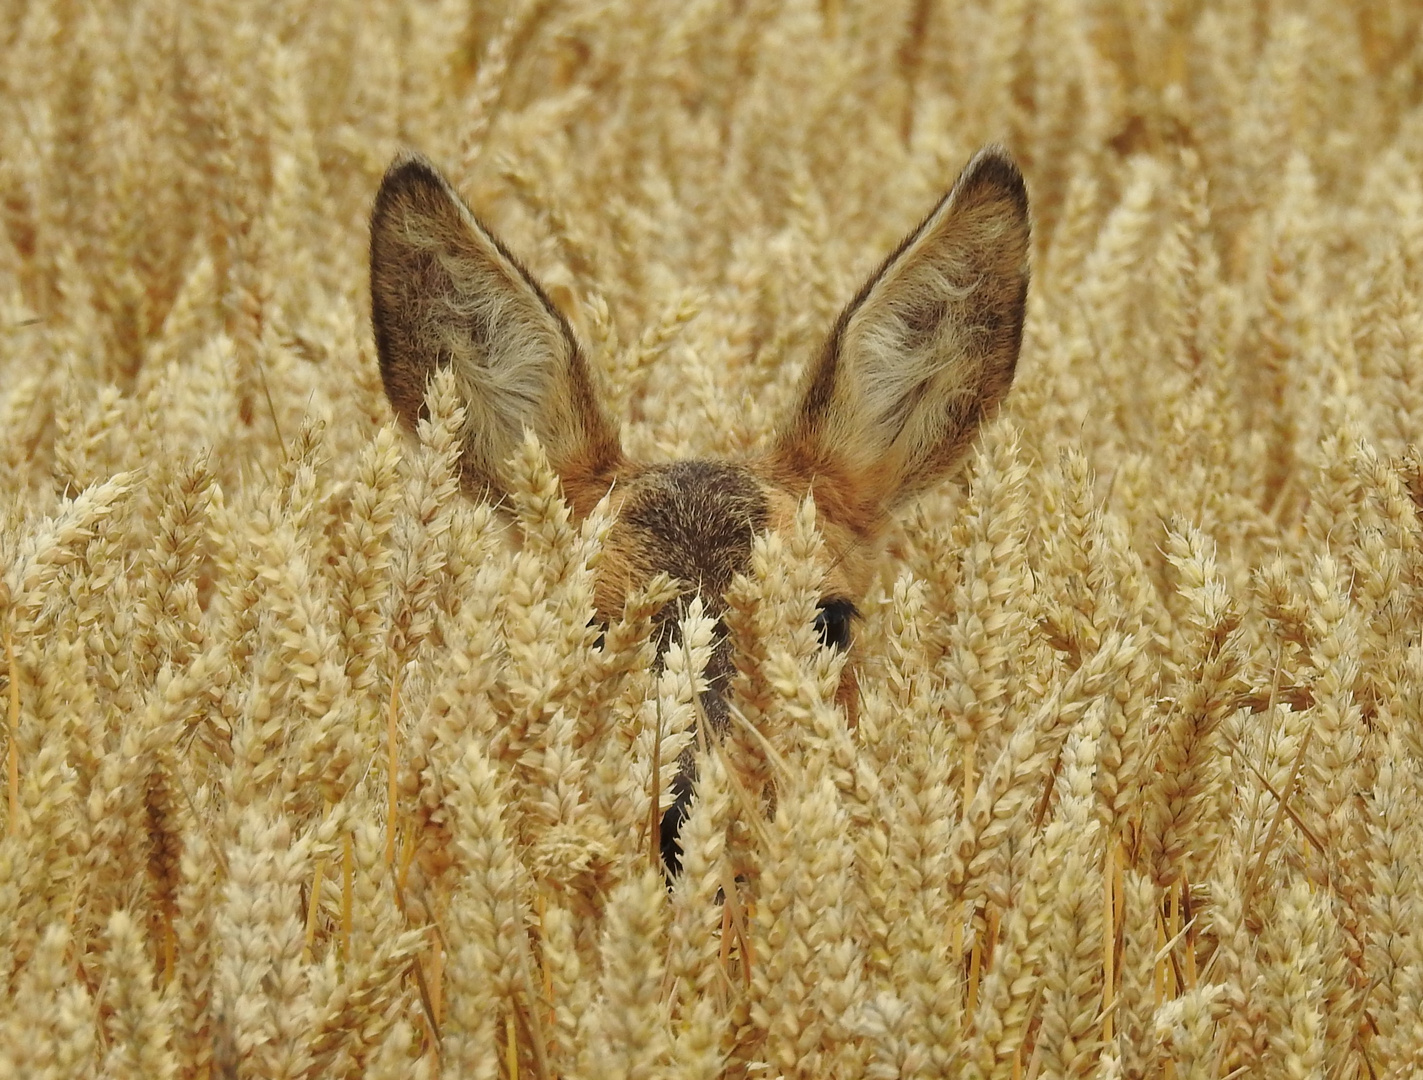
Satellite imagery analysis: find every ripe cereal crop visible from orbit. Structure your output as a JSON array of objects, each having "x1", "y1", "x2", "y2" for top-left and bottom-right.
[{"x1": 2, "y1": 2, "x2": 1423, "y2": 1077}]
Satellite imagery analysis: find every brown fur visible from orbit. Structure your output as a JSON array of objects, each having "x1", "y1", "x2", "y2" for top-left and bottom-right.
[
  {"x1": 772, "y1": 147, "x2": 1031, "y2": 536},
  {"x1": 369, "y1": 144, "x2": 1030, "y2": 806},
  {"x1": 370, "y1": 153, "x2": 623, "y2": 505}
]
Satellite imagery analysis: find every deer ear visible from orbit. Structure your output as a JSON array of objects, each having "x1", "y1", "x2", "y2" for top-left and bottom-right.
[
  {"x1": 772, "y1": 146, "x2": 1030, "y2": 534},
  {"x1": 370, "y1": 152, "x2": 622, "y2": 503}
]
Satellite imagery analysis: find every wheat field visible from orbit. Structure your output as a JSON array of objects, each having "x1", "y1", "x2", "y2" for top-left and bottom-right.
[{"x1": 3, "y1": 0, "x2": 1423, "y2": 1077}]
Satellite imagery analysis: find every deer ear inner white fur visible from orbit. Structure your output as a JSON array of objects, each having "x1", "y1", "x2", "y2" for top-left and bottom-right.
[
  {"x1": 369, "y1": 152, "x2": 622, "y2": 500},
  {"x1": 772, "y1": 146, "x2": 1031, "y2": 533}
]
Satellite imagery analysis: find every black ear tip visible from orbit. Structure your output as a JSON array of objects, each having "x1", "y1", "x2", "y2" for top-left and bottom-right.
[
  {"x1": 384, "y1": 149, "x2": 441, "y2": 184},
  {"x1": 958, "y1": 145, "x2": 1030, "y2": 220},
  {"x1": 373, "y1": 151, "x2": 455, "y2": 223}
]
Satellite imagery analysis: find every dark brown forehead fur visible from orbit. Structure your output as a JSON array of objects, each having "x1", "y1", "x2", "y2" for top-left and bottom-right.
[{"x1": 610, "y1": 460, "x2": 769, "y2": 611}]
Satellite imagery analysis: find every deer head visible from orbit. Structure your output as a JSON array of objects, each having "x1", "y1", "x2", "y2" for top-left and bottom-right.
[{"x1": 369, "y1": 146, "x2": 1031, "y2": 871}]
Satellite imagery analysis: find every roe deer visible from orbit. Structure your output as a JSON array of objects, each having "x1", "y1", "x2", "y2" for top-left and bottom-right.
[{"x1": 369, "y1": 147, "x2": 1030, "y2": 873}]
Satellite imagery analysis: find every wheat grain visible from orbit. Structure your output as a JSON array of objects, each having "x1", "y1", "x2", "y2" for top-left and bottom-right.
[{"x1": 5, "y1": 1, "x2": 1423, "y2": 1073}]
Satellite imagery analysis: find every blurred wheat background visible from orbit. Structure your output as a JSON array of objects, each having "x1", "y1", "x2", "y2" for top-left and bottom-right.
[{"x1": 3, "y1": 0, "x2": 1423, "y2": 1077}]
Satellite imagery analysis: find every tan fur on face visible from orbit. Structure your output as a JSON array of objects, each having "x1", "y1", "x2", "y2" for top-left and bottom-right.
[
  {"x1": 369, "y1": 146, "x2": 1030, "y2": 678},
  {"x1": 592, "y1": 460, "x2": 770, "y2": 621},
  {"x1": 754, "y1": 477, "x2": 875, "y2": 604},
  {"x1": 589, "y1": 462, "x2": 871, "y2": 623}
]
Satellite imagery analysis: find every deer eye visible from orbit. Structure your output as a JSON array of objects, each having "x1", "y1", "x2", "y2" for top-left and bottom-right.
[{"x1": 813, "y1": 598, "x2": 857, "y2": 651}]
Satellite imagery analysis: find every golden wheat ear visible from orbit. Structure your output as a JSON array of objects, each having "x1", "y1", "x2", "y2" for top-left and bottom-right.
[
  {"x1": 771, "y1": 145, "x2": 1030, "y2": 534},
  {"x1": 370, "y1": 152, "x2": 623, "y2": 502}
]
